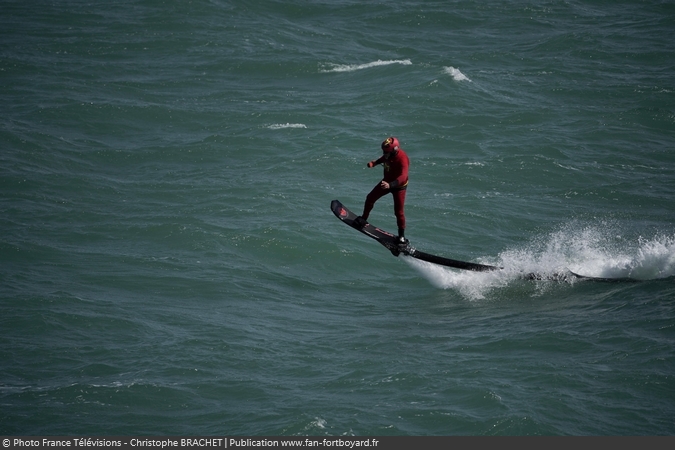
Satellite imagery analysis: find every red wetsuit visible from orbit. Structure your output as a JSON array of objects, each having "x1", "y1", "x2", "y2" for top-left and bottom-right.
[{"x1": 362, "y1": 148, "x2": 410, "y2": 233}]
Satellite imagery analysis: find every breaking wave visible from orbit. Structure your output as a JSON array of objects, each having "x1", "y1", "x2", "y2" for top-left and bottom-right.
[
  {"x1": 443, "y1": 66, "x2": 471, "y2": 82},
  {"x1": 319, "y1": 59, "x2": 412, "y2": 73},
  {"x1": 266, "y1": 123, "x2": 307, "y2": 129}
]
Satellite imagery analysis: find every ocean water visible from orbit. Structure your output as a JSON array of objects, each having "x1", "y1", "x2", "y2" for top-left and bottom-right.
[{"x1": 1, "y1": 0, "x2": 675, "y2": 436}]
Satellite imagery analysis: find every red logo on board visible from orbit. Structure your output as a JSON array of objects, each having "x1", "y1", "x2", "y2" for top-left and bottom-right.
[{"x1": 339, "y1": 208, "x2": 348, "y2": 218}]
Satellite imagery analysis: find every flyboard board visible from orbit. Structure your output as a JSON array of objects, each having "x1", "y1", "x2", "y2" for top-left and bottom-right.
[{"x1": 330, "y1": 200, "x2": 633, "y2": 282}]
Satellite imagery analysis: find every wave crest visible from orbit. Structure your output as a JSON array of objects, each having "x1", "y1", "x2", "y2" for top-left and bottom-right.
[
  {"x1": 320, "y1": 59, "x2": 412, "y2": 73},
  {"x1": 266, "y1": 123, "x2": 307, "y2": 129},
  {"x1": 443, "y1": 66, "x2": 471, "y2": 82}
]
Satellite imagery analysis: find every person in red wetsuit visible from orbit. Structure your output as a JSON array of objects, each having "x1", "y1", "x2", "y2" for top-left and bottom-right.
[{"x1": 354, "y1": 136, "x2": 410, "y2": 249}]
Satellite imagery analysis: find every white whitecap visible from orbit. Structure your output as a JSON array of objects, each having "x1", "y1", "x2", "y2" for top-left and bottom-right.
[
  {"x1": 320, "y1": 59, "x2": 412, "y2": 73},
  {"x1": 267, "y1": 123, "x2": 307, "y2": 130},
  {"x1": 444, "y1": 66, "x2": 471, "y2": 82}
]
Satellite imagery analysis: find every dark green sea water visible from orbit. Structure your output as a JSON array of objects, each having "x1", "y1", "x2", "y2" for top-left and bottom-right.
[{"x1": 1, "y1": 0, "x2": 674, "y2": 435}]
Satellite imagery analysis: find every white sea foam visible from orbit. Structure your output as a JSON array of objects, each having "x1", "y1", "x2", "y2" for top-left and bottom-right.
[
  {"x1": 320, "y1": 59, "x2": 412, "y2": 73},
  {"x1": 404, "y1": 256, "x2": 508, "y2": 300},
  {"x1": 405, "y1": 224, "x2": 675, "y2": 299},
  {"x1": 443, "y1": 66, "x2": 471, "y2": 82},
  {"x1": 500, "y1": 225, "x2": 675, "y2": 281},
  {"x1": 266, "y1": 123, "x2": 307, "y2": 129}
]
